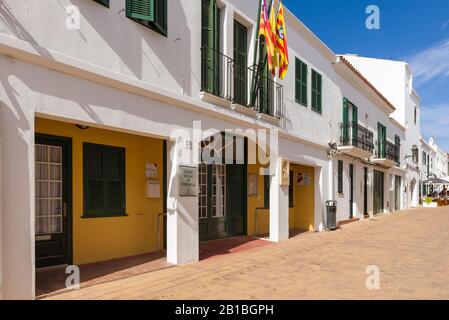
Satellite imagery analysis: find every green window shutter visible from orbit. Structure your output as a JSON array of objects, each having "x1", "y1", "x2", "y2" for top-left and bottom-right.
[
  {"x1": 93, "y1": 0, "x2": 109, "y2": 7},
  {"x1": 378, "y1": 123, "x2": 386, "y2": 158},
  {"x1": 126, "y1": 0, "x2": 167, "y2": 36},
  {"x1": 295, "y1": 58, "x2": 308, "y2": 106},
  {"x1": 233, "y1": 21, "x2": 248, "y2": 105},
  {"x1": 152, "y1": 0, "x2": 167, "y2": 35},
  {"x1": 201, "y1": 0, "x2": 219, "y2": 94},
  {"x1": 126, "y1": 0, "x2": 155, "y2": 21},
  {"x1": 395, "y1": 135, "x2": 401, "y2": 164},
  {"x1": 258, "y1": 38, "x2": 275, "y2": 116},
  {"x1": 84, "y1": 143, "x2": 126, "y2": 217},
  {"x1": 337, "y1": 160, "x2": 343, "y2": 194},
  {"x1": 289, "y1": 171, "x2": 294, "y2": 207},
  {"x1": 311, "y1": 70, "x2": 322, "y2": 113},
  {"x1": 342, "y1": 98, "x2": 349, "y2": 144},
  {"x1": 264, "y1": 174, "x2": 270, "y2": 209},
  {"x1": 352, "y1": 104, "x2": 358, "y2": 146}
]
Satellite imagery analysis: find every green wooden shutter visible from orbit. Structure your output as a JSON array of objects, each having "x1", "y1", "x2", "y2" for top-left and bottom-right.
[
  {"x1": 201, "y1": 0, "x2": 219, "y2": 94},
  {"x1": 301, "y1": 62, "x2": 308, "y2": 105},
  {"x1": 395, "y1": 135, "x2": 401, "y2": 164},
  {"x1": 337, "y1": 160, "x2": 343, "y2": 194},
  {"x1": 312, "y1": 70, "x2": 322, "y2": 113},
  {"x1": 126, "y1": 0, "x2": 155, "y2": 22},
  {"x1": 84, "y1": 143, "x2": 125, "y2": 217},
  {"x1": 378, "y1": 123, "x2": 386, "y2": 158},
  {"x1": 295, "y1": 58, "x2": 308, "y2": 106},
  {"x1": 259, "y1": 37, "x2": 268, "y2": 114},
  {"x1": 295, "y1": 59, "x2": 300, "y2": 102},
  {"x1": 93, "y1": 0, "x2": 109, "y2": 7},
  {"x1": 153, "y1": 0, "x2": 167, "y2": 35},
  {"x1": 352, "y1": 104, "x2": 358, "y2": 146},
  {"x1": 342, "y1": 98, "x2": 349, "y2": 144},
  {"x1": 234, "y1": 21, "x2": 248, "y2": 105}
]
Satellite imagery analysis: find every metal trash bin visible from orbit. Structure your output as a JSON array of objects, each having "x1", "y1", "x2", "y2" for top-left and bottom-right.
[{"x1": 325, "y1": 200, "x2": 337, "y2": 231}]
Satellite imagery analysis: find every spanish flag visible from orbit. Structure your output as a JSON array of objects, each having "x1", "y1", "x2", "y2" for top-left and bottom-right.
[
  {"x1": 258, "y1": 0, "x2": 276, "y2": 75},
  {"x1": 276, "y1": 2, "x2": 289, "y2": 79}
]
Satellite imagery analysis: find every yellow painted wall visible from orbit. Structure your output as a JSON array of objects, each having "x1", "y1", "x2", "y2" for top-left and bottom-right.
[
  {"x1": 289, "y1": 165, "x2": 315, "y2": 231},
  {"x1": 247, "y1": 163, "x2": 270, "y2": 236},
  {"x1": 36, "y1": 118, "x2": 164, "y2": 265}
]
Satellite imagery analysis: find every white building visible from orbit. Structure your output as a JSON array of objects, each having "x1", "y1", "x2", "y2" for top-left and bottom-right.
[
  {"x1": 420, "y1": 137, "x2": 449, "y2": 195},
  {"x1": 343, "y1": 55, "x2": 421, "y2": 208},
  {"x1": 0, "y1": 0, "x2": 421, "y2": 299}
]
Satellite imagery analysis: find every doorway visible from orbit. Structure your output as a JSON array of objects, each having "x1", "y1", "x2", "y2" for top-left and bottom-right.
[
  {"x1": 198, "y1": 134, "x2": 247, "y2": 242},
  {"x1": 395, "y1": 175, "x2": 401, "y2": 211},
  {"x1": 35, "y1": 134, "x2": 72, "y2": 268},
  {"x1": 373, "y1": 170, "x2": 384, "y2": 215}
]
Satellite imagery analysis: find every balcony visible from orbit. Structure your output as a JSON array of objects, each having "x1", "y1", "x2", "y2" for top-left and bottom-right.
[
  {"x1": 372, "y1": 140, "x2": 399, "y2": 168},
  {"x1": 200, "y1": 46, "x2": 283, "y2": 121},
  {"x1": 338, "y1": 122, "x2": 374, "y2": 159}
]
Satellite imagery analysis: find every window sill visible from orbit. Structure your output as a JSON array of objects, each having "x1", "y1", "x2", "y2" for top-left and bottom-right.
[
  {"x1": 82, "y1": 213, "x2": 129, "y2": 219},
  {"x1": 295, "y1": 100, "x2": 308, "y2": 107},
  {"x1": 311, "y1": 108, "x2": 322, "y2": 114}
]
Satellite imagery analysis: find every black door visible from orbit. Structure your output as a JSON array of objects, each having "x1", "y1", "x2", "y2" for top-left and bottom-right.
[
  {"x1": 349, "y1": 164, "x2": 354, "y2": 219},
  {"x1": 35, "y1": 135, "x2": 72, "y2": 268},
  {"x1": 363, "y1": 167, "x2": 368, "y2": 216},
  {"x1": 395, "y1": 175, "x2": 401, "y2": 211},
  {"x1": 198, "y1": 136, "x2": 247, "y2": 242},
  {"x1": 373, "y1": 170, "x2": 384, "y2": 215}
]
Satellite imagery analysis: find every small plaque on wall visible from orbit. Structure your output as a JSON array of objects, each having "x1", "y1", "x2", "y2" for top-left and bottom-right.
[
  {"x1": 179, "y1": 166, "x2": 198, "y2": 197},
  {"x1": 297, "y1": 173, "x2": 311, "y2": 186},
  {"x1": 280, "y1": 159, "x2": 290, "y2": 186}
]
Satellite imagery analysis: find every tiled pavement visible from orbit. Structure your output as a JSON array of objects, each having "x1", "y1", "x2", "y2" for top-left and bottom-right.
[{"x1": 48, "y1": 207, "x2": 449, "y2": 300}]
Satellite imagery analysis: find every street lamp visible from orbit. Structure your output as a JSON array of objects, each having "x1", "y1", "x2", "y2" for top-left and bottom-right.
[
  {"x1": 327, "y1": 142, "x2": 339, "y2": 160},
  {"x1": 405, "y1": 145, "x2": 419, "y2": 164}
]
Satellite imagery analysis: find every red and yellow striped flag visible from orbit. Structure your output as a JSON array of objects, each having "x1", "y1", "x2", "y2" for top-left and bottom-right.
[
  {"x1": 276, "y1": 2, "x2": 289, "y2": 79},
  {"x1": 258, "y1": 0, "x2": 276, "y2": 74}
]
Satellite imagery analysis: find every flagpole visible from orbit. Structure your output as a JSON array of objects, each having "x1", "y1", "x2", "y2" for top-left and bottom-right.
[
  {"x1": 250, "y1": 0, "x2": 263, "y2": 107},
  {"x1": 250, "y1": 0, "x2": 274, "y2": 108}
]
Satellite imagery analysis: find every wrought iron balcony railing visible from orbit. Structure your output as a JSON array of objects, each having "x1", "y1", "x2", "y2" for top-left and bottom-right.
[
  {"x1": 376, "y1": 140, "x2": 399, "y2": 163},
  {"x1": 201, "y1": 46, "x2": 234, "y2": 101},
  {"x1": 339, "y1": 122, "x2": 374, "y2": 153},
  {"x1": 248, "y1": 65, "x2": 284, "y2": 119},
  {"x1": 201, "y1": 46, "x2": 283, "y2": 119}
]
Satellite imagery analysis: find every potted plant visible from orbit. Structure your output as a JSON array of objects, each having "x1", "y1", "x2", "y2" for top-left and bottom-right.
[{"x1": 423, "y1": 197, "x2": 438, "y2": 208}]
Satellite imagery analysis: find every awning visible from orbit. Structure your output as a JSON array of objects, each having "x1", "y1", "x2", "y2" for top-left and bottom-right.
[{"x1": 422, "y1": 177, "x2": 449, "y2": 185}]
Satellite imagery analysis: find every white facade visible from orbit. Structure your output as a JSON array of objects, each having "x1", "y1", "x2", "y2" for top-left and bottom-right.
[
  {"x1": 0, "y1": 0, "x2": 423, "y2": 299},
  {"x1": 420, "y1": 137, "x2": 449, "y2": 180},
  {"x1": 343, "y1": 56, "x2": 422, "y2": 208}
]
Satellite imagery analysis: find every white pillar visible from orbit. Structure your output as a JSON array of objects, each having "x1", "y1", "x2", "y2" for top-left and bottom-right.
[
  {"x1": 166, "y1": 140, "x2": 199, "y2": 265},
  {"x1": 269, "y1": 158, "x2": 289, "y2": 242},
  {"x1": 328, "y1": 159, "x2": 334, "y2": 201},
  {"x1": 0, "y1": 101, "x2": 35, "y2": 299},
  {"x1": 0, "y1": 108, "x2": 3, "y2": 299}
]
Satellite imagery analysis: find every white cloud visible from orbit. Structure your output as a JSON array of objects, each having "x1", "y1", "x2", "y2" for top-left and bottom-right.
[
  {"x1": 421, "y1": 103, "x2": 449, "y2": 151},
  {"x1": 407, "y1": 39, "x2": 449, "y2": 87},
  {"x1": 442, "y1": 19, "x2": 449, "y2": 30}
]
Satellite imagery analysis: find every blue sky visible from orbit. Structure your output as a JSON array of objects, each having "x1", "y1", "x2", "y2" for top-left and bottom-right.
[{"x1": 284, "y1": 0, "x2": 449, "y2": 151}]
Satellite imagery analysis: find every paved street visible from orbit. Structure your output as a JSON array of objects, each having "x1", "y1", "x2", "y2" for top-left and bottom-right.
[{"x1": 49, "y1": 207, "x2": 449, "y2": 300}]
